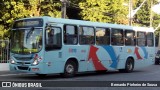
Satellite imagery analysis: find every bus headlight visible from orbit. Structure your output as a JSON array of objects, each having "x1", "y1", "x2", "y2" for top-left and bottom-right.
[
  {"x1": 10, "y1": 59, "x2": 15, "y2": 64},
  {"x1": 32, "y1": 60, "x2": 39, "y2": 65}
]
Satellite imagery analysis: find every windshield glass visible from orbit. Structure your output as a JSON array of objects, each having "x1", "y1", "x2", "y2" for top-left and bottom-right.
[{"x1": 11, "y1": 28, "x2": 43, "y2": 54}]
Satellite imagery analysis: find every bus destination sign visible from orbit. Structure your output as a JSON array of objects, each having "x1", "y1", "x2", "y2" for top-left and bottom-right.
[{"x1": 13, "y1": 19, "x2": 43, "y2": 28}]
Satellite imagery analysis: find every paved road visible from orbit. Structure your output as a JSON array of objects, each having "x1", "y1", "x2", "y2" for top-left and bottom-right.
[{"x1": 0, "y1": 64, "x2": 160, "y2": 90}]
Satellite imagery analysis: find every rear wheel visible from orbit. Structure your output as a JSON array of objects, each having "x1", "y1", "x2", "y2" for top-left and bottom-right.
[
  {"x1": 119, "y1": 58, "x2": 134, "y2": 73},
  {"x1": 61, "y1": 61, "x2": 77, "y2": 78}
]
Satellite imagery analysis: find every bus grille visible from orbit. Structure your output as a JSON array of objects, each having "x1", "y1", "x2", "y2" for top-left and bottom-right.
[
  {"x1": 14, "y1": 57, "x2": 33, "y2": 61},
  {"x1": 17, "y1": 66, "x2": 29, "y2": 70},
  {"x1": 17, "y1": 62, "x2": 31, "y2": 65}
]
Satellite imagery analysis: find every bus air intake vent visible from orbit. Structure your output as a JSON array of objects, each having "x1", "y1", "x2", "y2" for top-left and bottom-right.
[
  {"x1": 17, "y1": 66, "x2": 29, "y2": 70},
  {"x1": 14, "y1": 57, "x2": 33, "y2": 61}
]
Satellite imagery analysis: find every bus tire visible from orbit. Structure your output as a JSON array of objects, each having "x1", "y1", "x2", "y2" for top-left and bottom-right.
[
  {"x1": 119, "y1": 58, "x2": 134, "y2": 73},
  {"x1": 61, "y1": 61, "x2": 77, "y2": 78}
]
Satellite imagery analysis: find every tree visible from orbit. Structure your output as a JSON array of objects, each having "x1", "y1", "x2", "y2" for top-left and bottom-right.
[
  {"x1": 0, "y1": 0, "x2": 62, "y2": 21},
  {"x1": 40, "y1": 0, "x2": 61, "y2": 17},
  {"x1": 1, "y1": 0, "x2": 160, "y2": 40},
  {"x1": 66, "y1": 0, "x2": 82, "y2": 19},
  {"x1": 133, "y1": 0, "x2": 160, "y2": 28},
  {"x1": 0, "y1": 0, "x2": 30, "y2": 39},
  {"x1": 0, "y1": 0, "x2": 62, "y2": 39},
  {"x1": 25, "y1": 0, "x2": 61, "y2": 17},
  {"x1": 79, "y1": 0, "x2": 128, "y2": 24},
  {"x1": 0, "y1": 25, "x2": 8, "y2": 39}
]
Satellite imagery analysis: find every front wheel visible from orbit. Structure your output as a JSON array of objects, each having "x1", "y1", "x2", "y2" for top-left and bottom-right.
[
  {"x1": 61, "y1": 61, "x2": 77, "y2": 78},
  {"x1": 119, "y1": 58, "x2": 134, "y2": 73}
]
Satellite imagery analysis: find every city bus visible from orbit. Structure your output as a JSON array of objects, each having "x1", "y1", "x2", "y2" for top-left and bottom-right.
[{"x1": 9, "y1": 16, "x2": 155, "y2": 77}]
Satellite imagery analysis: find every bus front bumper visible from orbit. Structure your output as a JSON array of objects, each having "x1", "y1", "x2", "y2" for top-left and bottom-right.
[{"x1": 9, "y1": 64, "x2": 44, "y2": 74}]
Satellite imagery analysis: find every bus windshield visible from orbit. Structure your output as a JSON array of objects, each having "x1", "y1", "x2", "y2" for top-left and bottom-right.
[{"x1": 11, "y1": 28, "x2": 43, "y2": 54}]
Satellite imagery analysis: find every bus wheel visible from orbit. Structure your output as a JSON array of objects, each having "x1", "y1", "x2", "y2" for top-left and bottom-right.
[
  {"x1": 119, "y1": 58, "x2": 134, "y2": 73},
  {"x1": 62, "y1": 61, "x2": 77, "y2": 78}
]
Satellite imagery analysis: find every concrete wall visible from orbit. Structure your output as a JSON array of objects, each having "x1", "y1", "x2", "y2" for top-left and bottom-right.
[{"x1": 0, "y1": 63, "x2": 9, "y2": 71}]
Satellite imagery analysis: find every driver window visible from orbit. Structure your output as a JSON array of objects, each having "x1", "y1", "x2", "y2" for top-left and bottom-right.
[
  {"x1": 47, "y1": 29, "x2": 54, "y2": 45},
  {"x1": 46, "y1": 27, "x2": 62, "y2": 50}
]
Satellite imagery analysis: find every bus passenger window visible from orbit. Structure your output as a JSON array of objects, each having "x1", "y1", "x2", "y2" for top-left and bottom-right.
[
  {"x1": 79, "y1": 26, "x2": 95, "y2": 45},
  {"x1": 147, "y1": 32, "x2": 154, "y2": 47},
  {"x1": 111, "y1": 29, "x2": 124, "y2": 46},
  {"x1": 64, "y1": 25, "x2": 78, "y2": 45},
  {"x1": 137, "y1": 31, "x2": 146, "y2": 46},
  {"x1": 125, "y1": 30, "x2": 135, "y2": 46},
  {"x1": 96, "y1": 28, "x2": 110, "y2": 45}
]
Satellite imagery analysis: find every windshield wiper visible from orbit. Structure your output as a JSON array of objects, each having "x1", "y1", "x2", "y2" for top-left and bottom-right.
[{"x1": 26, "y1": 27, "x2": 34, "y2": 40}]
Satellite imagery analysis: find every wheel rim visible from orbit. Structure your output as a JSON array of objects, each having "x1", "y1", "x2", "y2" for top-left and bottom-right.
[
  {"x1": 66, "y1": 64, "x2": 74, "y2": 74},
  {"x1": 127, "y1": 62, "x2": 132, "y2": 70}
]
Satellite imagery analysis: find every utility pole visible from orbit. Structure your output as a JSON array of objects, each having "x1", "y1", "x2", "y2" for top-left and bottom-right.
[
  {"x1": 60, "y1": 0, "x2": 68, "y2": 18},
  {"x1": 129, "y1": 0, "x2": 133, "y2": 26},
  {"x1": 150, "y1": 0, "x2": 153, "y2": 27}
]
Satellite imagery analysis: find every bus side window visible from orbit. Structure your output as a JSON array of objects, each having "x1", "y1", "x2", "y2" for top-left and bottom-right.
[
  {"x1": 125, "y1": 30, "x2": 135, "y2": 46},
  {"x1": 147, "y1": 32, "x2": 154, "y2": 47},
  {"x1": 96, "y1": 27, "x2": 110, "y2": 45},
  {"x1": 79, "y1": 26, "x2": 95, "y2": 45},
  {"x1": 46, "y1": 27, "x2": 62, "y2": 50},
  {"x1": 137, "y1": 31, "x2": 146, "y2": 46},
  {"x1": 111, "y1": 28, "x2": 124, "y2": 46},
  {"x1": 64, "y1": 25, "x2": 78, "y2": 45}
]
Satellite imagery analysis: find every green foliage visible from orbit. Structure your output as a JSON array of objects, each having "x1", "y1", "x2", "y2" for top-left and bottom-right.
[
  {"x1": 0, "y1": 0, "x2": 30, "y2": 24},
  {"x1": 0, "y1": 25, "x2": 7, "y2": 39},
  {"x1": 40, "y1": 0, "x2": 61, "y2": 17},
  {"x1": 25, "y1": 0, "x2": 61, "y2": 17},
  {"x1": 79, "y1": 0, "x2": 128, "y2": 24},
  {"x1": 0, "y1": 0, "x2": 160, "y2": 39},
  {"x1": 133, "y1": 0, "x2": 160, "y2": 28},
  {"x1": 0, "y1": 0, "x2": 62, "y2": 39},
  {"x1": 131, "y1": 0, "x2": 160, "y2": 36},
  {"x1": 0, "y1": 0, "x2": 30, "y2": 39}
]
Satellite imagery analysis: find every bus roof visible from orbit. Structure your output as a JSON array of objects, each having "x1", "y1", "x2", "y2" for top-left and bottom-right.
[{"x1": 16, "y1": 16, "x2": 155, "y2": 32}]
